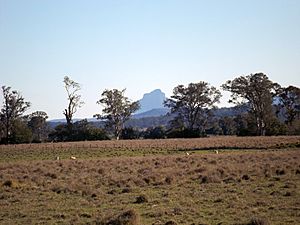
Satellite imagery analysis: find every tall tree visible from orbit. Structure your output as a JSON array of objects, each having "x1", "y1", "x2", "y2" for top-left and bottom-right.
[
  {"x1": 95, "y1": 89, "x2": 140, "y2": 140},
  {"x1": 222, "y1": 73, "x2": 279, "y2": 136},
  {"x1": 0, "y1": 86, "x2": 31, "y2": 144},
  {"x1": 63, "y1": 76, "x2": 84, "y2": 130},
  {"x1": 27, "y1": 111, "x2": 49, "y2": 142},
  {"x1": 277, "y1": 85, "x2": 300, "y2": 125},
  {"x1": 164, "y1": 81, "x2": 221, "y2": 133}
]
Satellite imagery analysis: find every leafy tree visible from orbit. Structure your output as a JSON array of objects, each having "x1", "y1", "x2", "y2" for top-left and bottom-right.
[
  {"x1": 143, "y1": 126, "x2": 166, "y2": 139},
  {"x1": 233, "y1": 114, "x2": 256, "y2": 136},
  {"x1": 27, "y1": 111, "x2": 49, "y2": 142},
  {"x1": 218, "y1": 116, "x2": 236, "y2": 135},
  {"x1": 222, "y1": 73, "x2": 279, "y2": 136},
  {"x1": 63, "y1": 76, "x2": 84, "y2": 131},
  {"x1": 277, "y1": 85, "x2": 300, "y2": 125},
  {"x1": 48, "y1": 124, "x2": 70, "y2": 142},
  {"x1": 121, "y1": 127, "x2": 140, "y2": 140},
  {"x1": 164, "y1": 82, "x2": 221, "y2": 134},
  {"x1": 95, "y1": 89, "x2": 140, "y2": 140},
  {"x1": 71, "y1": 119, "x2": 109, "y2": 141},
  {"x1": 0, "y1": 86, "x2": 31, "y2": 144},
  {"x1": 10, "y1": 118, "x2": 32, "y2": 144}
]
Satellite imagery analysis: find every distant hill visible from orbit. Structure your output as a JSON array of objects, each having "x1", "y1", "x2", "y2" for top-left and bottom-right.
[
  {"x1": 133, "y1": 108, "x2": 169, "y2": 119},
  {"x1": 136, "y1": 89, "x2": 167, "y2": 114}
]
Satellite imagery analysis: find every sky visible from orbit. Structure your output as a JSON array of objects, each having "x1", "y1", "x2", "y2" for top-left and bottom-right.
[{"x1": 0, "y1": 0, "x2": 299, "y2": 119}]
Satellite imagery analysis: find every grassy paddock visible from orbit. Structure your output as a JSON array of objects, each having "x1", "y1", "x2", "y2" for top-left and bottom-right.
[
  {"x1": 0, "y1": 136, "x2": 300, "y2": 224},
  {"x1": 0, "y1": 136, "x2": 299, "y2": 162}
]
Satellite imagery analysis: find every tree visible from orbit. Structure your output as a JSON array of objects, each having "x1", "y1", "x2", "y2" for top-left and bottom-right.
[
  {"x1": 277, "y1": 85, "x2": 300, "y2": 125},
  {"x1": 164, "y1": 82, "x2": 221, "y2": 134},
  {"x1": 143, "y1": 126, "x2": 166, "y2": 139},
  {"x1": 27, "y1": 111, "x2": 49, "y2": 142},
  {"x1": 10, "y1": 118, "x2": 32, "y2": 144},
  {"x1": 222, "y1": 73, "x2": 279, "y2": 136},
  {"x1": 218, "y1": 116, "x2": 236, "y2": 135},
  {"x1": 95, "y1": 89, "x2": 140, "y2": 140},
  {"x1": 121, "y1": 127, "x2": 140, "y2": 140},
  {"x1": 0, "y1": 86, "x2": 31, "y2": 144},
  {"x1": 63, "y1": 76, "x2": 84, "y2": 131}
]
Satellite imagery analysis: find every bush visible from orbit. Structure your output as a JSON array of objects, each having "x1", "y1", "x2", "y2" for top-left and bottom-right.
[
  {"x1": 121, "y1": 127, "x2": 140, "y2": 140},
  {"x1": 167, "y1": 128, "x2": 206, "y2": 138},
  {"x1": 49, "y1": 120, "x2": 109, "y2": 142},
  {"x1": 143, "y1": 126, "x2": 166, "y2": 139}
]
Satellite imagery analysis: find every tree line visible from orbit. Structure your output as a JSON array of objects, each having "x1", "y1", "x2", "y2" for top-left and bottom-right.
[{"x1": 1, "y1": 73, "x2": 299, "y2": 144}]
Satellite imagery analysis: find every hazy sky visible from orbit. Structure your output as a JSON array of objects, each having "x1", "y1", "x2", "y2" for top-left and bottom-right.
[{"x1": 1, "y1": 0, "x2": 299, "y2": 119}]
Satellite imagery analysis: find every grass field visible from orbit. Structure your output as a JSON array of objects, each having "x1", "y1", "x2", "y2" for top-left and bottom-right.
[{"x1": 0, "y1": 136, "x2": 300, "y2": 224}]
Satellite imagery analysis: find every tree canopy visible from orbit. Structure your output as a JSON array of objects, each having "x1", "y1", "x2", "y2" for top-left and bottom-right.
[
  {"x1": 222, "y1": 73, "x2": 280, "y2": 136},
  {"x1": 164, "y1": 81, "x2": 221, "y2": 134},
  {"x1": 95, "y1": 89, "x2": 140, "y2": 140},
  {"x1": 0, "y1": 86, "x2": 31, "y2": 144}
]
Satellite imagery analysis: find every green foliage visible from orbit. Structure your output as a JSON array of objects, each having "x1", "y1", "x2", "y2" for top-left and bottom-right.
[
  {"x1": 277, "y1": 85, "x2": 300, "y2": 125},
  {"x1": 121, "y1": 127, "x2": 140, "y2": 140},
  {"x1": 49, "y1": 120, "x2": 109, "y2": 142},
  {"x1": 143, "y1": 126, "x2": 166, "y2": 139},
  {"x1": 167, "y1": 128, "x2": 206, "y2": 138},
  {"x1": 95, "y1": 89, "x2": 140, "y2": 140},
  {"x1": 222, "y1": 73, "x2": 279, "y2": 136},
  {"x1": 218, "y1": 116, "x2": 236, "y2": 135},
  {"x1": 27, "y1": 111, "x2": 49, "y2": 143},
  {"x1": 0, "y1": 86, "x2": 31, "y2": 144},
  {"x1": 165, "y1": 81, "x2": 221, "y2": 135},
  {"x1": 10, "y1": 119, "x2": 32, "y2": 144}
]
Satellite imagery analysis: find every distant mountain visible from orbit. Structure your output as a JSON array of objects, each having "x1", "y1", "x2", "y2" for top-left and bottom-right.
[
  {"x1": 133, "y1": 108, "x2": 169, "y2": 119},
  {"x1": 136, "y1": 89, "x2": 167, "y2": 114}
]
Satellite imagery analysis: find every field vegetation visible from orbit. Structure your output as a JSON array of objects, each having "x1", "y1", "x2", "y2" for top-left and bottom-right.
[{"x1": 0, "y1": 136, "x2": 300, "y2": 224}]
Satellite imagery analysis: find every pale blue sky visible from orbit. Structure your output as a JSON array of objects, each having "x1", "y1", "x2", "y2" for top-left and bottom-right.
[{"x1": 0, "y1": 0, "x2": 299, "y2": 119}]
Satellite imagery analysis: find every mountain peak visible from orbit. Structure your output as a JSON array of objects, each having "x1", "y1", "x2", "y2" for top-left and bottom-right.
[{"x1": 137, "y1": 89, "x2": 166, "y2": 113}]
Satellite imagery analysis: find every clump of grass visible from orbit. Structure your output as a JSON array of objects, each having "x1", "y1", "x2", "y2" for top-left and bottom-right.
[
  {"x1": 245, "y1": 217, "x2": 270, "y2": 225},
  {"x1": 3, "y1": 180, "x2": 13, "y2": 187},
  {"x1": 165, "y1": 220, "x2": 178, "y2": 225},
  {"x1": 104, "y1": 209, "x2": 140, "y2": 225},
  {"x1": 135, "y1": 194, "x2": 148, "y2": 204},
  {"x1": 45, "y1": 172, "x2": 57, "y2": 179},
  {"x1": 2, "y1": 179, "x2": 20, "y2": 188},
  {"x1": 200, "y1": 174, "x2": 221, "y2": 184},
  {"x1": 165, "y1": 176, "x2": 174, "y2": 185},
  {"x1": 276, "y1": 169, "x2": 285, "y2": 176},
  {"x1": 242, "y1": 174, "x2": 250, "y2": 180}
]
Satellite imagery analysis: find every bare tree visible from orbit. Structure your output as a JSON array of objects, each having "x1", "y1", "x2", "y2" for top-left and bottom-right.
[
  {"x1": 63, "y1": 76, "x2": 84, "y2": 130},
  {"x1": 95, "y1": 89, "x2": 140, "y2": 140},
  {"x1": 0, "y1": 86, "x2": 31, "y2": 144}
]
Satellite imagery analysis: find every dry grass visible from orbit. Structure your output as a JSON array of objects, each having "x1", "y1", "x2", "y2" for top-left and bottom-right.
[
  {"x1": 0, "y1": 144, "x2": 299, "y2": 224},
  {"x1": 0, "y1": 136, "x2": 299, "y2": 162}
]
